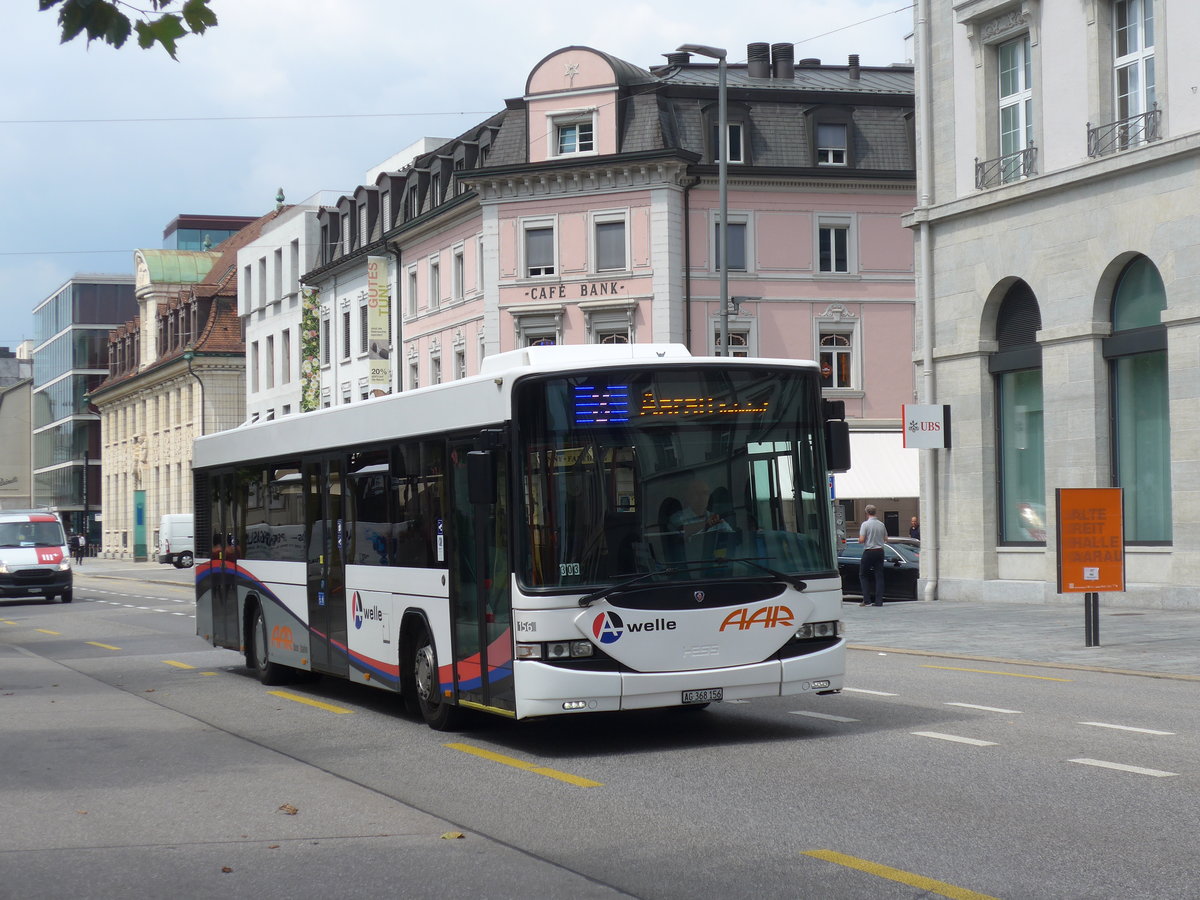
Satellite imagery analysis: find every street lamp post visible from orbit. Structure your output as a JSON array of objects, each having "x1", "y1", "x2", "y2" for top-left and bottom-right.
[{"x1": 677, "y1": 43, "x2": 729, "y2": 356}]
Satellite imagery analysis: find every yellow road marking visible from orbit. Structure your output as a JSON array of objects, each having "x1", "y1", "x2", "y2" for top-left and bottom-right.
[
  {"x1": 199, "y1": 672, "x2": 218, "y2": 676},
  {"x1": 86, "y1": 642, "x2": 121, "y2": 650},
  {"x1": 802, "y1": 849, "x2": 1002, "y2": 900},
  {"x1": 36, "y1": 628, "x2": 60, "y2": 635},
  {"x1": 162, "y1": 660, "x2": 195, "y2": 669},
  {"x1": 1, "y1": 620, "x2": 16, "y2": 625},
  {"x1": 922, "y1": 664, "x2": 1070, "y2": 682},
  {"x1": 445, "y1": 742, "x2": 602, "y2": 788},
  {"x1": 267, "y1": 690, "x2": 354, "y2": 714}
]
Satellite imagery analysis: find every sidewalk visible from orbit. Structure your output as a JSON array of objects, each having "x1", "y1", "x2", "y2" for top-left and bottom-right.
[
  {"x1": 73, "y1": 558, "x2": 1200, "y2": 679},
  {"x1": 843, "y1": 597, "x2": 1200, "y2": 679}
]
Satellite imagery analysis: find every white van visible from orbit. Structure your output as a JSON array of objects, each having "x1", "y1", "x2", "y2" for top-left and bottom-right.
[
  {"x1": 157, "y1": 513, "x2": 195, "y2": 568},
  {"x1": 0, "y1": 510, "x2": 73, "y2": 603}
]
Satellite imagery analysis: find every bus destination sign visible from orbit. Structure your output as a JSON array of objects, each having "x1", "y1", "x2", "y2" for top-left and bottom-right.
[{"x1": 573, "y1": 385, "x2": 769, "y2": 426}]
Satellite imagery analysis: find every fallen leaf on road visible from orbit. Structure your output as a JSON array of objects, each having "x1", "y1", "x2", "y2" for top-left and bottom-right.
[
  {"x1": 441, "y1": 831, "x2": 465, "y2": 840},
  {"x1": 279, "y1": 804, "x2": 299, "y2": 815},
  {"x1": 221, "y1": 867, "x2": 233, "y2": 873}
]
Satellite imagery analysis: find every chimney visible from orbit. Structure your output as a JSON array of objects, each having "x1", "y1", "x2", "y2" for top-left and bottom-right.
[
  {"x1": 849, "y1": 53, "x2": 861, "y2": 80},
  {"x1": 747, "y1": 42, "x2": 771, "y2": 78},
  {"x1": 664, "y1": 51, "x2": 692, "y2": 66},
  {"x1": 798, "y1": 57, "x2": 822, "y2": 66},
  {"x1": 772, "y1": 42, "x2": 795, "y2": 79}
]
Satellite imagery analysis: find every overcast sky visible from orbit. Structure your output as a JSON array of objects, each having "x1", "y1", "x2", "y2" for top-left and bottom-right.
[{"x1": 0, "y1": 1, "x2": 914, "y2": 348}]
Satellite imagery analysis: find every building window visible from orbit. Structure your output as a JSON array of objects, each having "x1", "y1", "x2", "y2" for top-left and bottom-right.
[
  {"x1": 249, "y1": 340, "x2": 260, "y2": 393},
  {"x1": 431, "y1": 355, "x2": 442, "y2": 385},
  {"x1": 321, "y1": 317, "x2": 331, "y2": 366},
  {"x1": 281, "y1": 328, "x2": 291, "y2": 384},
  {"x1": 991, "y1": 281, "x2": 1045, "y2": 544},
  {"x1": 265, "y1": 334, "x2": 275, "y2": 389},
  {"x1": 342, "y1": 309, "x2": 351, "y2": 360},
  {"x1": 341, "y1": 213, "x2": 351, "y2": 254},
  {"x1": 407, "y1": 268, "x2": 418, "y2": 317},
  {"x1": 594, "y1": 217, "x2": 627, "y2": 272},
  {"x1": 555, "y1": 116, "x2": 595, "y2": 155},
  {"x1": 455, "y1": 349, "x2": 466, "y2": 379},
  {"x1": 359, "y1": 302, "x2": 369, "y2": 354},
  {"x1": 709, "y1": 122, "x2": 744, "y2": 164},
  {"x1": 712, "y1": 328, "x2": 749, "y2": 357},
  {"x1": 999, "y1": 35, "x2": 1033, "y2": 182},
  {"x1": 816, "y1": 123, "x2": 848, "y2": 165},
  {"x1": 428, "y1": 257, "x2": 440, "y2": 310},
  {"x1": 1114, "y1": 0, "x2": 1155, "y2": 120},
  {"x1": 524, "y1": 223, "x2": 555, "y2": 276},
  {"x1": 712, "y1": 218, "x2": 748, "y2": 271},
  {"x1": 358, "y1": 204, "x2": 368, "y2": 246},
  {"x1": 818, "y1": 222, "x2": 851, "y2": 274},
  {"x1": 819, "y1": 334, "x2": 853, "y2": 388},
  {"x1": 381, "y1": 191, "x2": 391, "y2": 232},
  {"x1": 598, "y1": 330, "x2": 629, "y2": 344},
  {"x1": 409, "y1": 362, "x2": 419, "y2": 390},
  {"x1": 453, "y1": 247, "x2": 465, "y2": 301},
  {"x1": 514, "y1": 309, "x2": 563, "y2": 347},
  {"x1": 1105, "y1": 255, "x2": 1170, "y2": 543}
]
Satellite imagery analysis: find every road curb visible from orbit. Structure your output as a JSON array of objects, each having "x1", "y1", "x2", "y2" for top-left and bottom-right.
[{"x1": 847, "y1": 643, "x2": 1200, "y2": 682}]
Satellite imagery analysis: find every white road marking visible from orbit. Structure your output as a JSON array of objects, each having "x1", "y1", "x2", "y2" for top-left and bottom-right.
[
  {"x1": 912, "y1": 731, "x2": 997, "y2": 747},
  {"x1": 791, "y1": 710, "x2": 859, "y2": 722},
  {"x1": 946, "y1": 702, "x2": 1022, "y2": 714},
  {"x1": 1079, "y1": 722, "x2": 1174, "y2": 736},
  {"x1": 843, "y1": 687, "x2": 897, "y2": 696},
  {"x1": 1070, "y1": 758, "x2": 1177, "y2": 777}
]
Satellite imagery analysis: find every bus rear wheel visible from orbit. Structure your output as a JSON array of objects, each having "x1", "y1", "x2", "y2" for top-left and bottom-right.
[
  {"x1": 410, "y1": 626, "x2": 461, "y2": 731},
  {"x1": 251, "y1": 606, "x2": 289, "y2": 685}
]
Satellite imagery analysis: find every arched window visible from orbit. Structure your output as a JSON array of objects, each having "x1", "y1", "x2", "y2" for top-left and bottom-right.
[
  {"x1": 990, "y1": 280, "x2": 1044, "y2": 543},
  {"x1": 1105, "y1": 255, "x2": 1170, "y2": 543}
]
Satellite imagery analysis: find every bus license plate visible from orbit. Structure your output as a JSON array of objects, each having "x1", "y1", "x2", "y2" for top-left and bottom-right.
[{"x1": 682, "y1": 688, "x2": 722, "y2": 704}]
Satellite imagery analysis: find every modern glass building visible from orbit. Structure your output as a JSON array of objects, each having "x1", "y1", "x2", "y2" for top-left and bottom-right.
[
  {"x1": 163, "y1": 214, "x2": 257, "y2": 252},
  {"x1": 31, "y1": 275, "x2": 137, "y2": 542}
]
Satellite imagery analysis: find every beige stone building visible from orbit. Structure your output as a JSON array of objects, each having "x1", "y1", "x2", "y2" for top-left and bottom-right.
[
  {"x1": 910, "y1": 0, "x2": 1200, "y2": 607},
  {"x1": 90, "y1": 215, "x2": 278, "y2": 559}
]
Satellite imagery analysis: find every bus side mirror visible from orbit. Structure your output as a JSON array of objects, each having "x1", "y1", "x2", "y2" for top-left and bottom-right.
[
  {"x1": 468, "y1": 450, "x2": 495, "y2": 504},
  {"x1": 825, "y1": 420, "x2": 851, "y2": 474}
]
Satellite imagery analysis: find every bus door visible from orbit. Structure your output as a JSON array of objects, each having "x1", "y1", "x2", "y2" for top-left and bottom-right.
[
  {"x1": 207, "y1": 472, "x2": 240, "y2": 650},
  {"x1": 448, "y1": 439, "x2": 514, "y2": 713},
  {"x1": 305, "y1": 458, "x2": 348, "y2": 677}
]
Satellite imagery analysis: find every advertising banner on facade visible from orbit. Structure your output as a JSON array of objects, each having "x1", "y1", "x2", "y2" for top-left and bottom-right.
[
  {"x1": 1056, "y1": 487, "x2": 1125, "y2": 593},
  {"x1": 367, "y1": 256, "x2": 391, "y2": 396}
]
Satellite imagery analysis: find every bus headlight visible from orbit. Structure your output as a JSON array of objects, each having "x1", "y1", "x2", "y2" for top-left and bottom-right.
[
  {"x1": 516, "y1": 640, "x2": 595, "y2": 661},
  {"x1": 794, "y1": 620, "x2": 841, "y2": 640}
]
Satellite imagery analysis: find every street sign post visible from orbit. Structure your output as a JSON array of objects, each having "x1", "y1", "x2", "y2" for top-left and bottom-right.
[{"x1": 1056, "y1": 487, "x2": 1124, "y2": 647}]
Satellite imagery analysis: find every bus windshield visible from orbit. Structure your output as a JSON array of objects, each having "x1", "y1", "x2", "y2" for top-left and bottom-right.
[{"x1": 514, "y1": 364, "x2": 835, "y2": 590}]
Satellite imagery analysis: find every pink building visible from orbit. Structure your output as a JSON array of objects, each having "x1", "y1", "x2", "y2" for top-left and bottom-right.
[{"x1": 300, "y1": 42, "x2": 917, "y2": 526}]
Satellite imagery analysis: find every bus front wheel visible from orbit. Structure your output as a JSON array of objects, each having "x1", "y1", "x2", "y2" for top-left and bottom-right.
[
  {"x1": 411, "y1": 627, "x2": 461, "y2": 731},
  {"x1": 251, "y1": 606, "x2": 289, "y2": 686}
]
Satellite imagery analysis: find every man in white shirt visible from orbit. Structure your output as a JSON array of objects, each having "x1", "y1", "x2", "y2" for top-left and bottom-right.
[{"x1": 858, "y1": 504, "x2": 888, "y2": 606}]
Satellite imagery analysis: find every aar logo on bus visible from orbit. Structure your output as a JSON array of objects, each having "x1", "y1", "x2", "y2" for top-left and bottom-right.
[{"x1": 592, "y1": 611, "x2": 624, "y2": 643}]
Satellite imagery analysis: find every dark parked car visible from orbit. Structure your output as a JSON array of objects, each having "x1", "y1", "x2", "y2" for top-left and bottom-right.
[{"x1": 837, "y1": 539, "x2": 920, "y2": 601}]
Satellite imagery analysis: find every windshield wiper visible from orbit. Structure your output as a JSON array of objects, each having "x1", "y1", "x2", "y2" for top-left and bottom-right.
[
  {"x1": 576, "y1": 561, "x2": 729, "y2": 607},
  {"x1": 720, "y1": 557, "x2": 808, "y2": 592}
]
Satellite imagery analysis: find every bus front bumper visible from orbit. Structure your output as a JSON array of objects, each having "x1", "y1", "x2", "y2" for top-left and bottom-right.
[{"x1": 513, "y1": 640, "x2": 844, "y2": 719}]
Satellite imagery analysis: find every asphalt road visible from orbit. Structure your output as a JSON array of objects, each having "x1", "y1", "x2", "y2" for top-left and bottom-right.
[{"x1": 2, "y1": 568, "x2": 1197, "y2": 899}]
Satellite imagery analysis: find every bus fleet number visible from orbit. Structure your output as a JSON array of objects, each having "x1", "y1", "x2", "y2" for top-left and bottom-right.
[{"x1": 560, "y1": 562, "x2": 581, "y2": 576}]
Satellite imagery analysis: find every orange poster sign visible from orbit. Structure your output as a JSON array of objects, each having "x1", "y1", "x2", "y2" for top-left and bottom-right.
[{"x1": 1056, "y1": 488, "x2": 1125, "y2": 593}]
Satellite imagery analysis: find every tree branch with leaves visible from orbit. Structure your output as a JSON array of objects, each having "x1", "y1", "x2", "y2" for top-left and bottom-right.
[{"x1": 40, "y1": 0, "x2": 219, "y2": 59}]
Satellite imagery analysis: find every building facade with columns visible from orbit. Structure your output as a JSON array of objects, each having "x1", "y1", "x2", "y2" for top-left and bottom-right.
[
  {"x1": 282, "y1": 42, "x2": 920, "y2": 530},
  {"x1": 909, "y1": 0, "x2": 1200, "y2": 606},
  {"x1": 90, "y1": 214, "x2": 277, "y2": 559}
]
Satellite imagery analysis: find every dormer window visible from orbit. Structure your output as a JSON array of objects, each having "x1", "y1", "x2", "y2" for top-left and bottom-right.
[
  {"x1": 710, "y1": 122, "x2": 744, "y2": 163},
  {"x1": 816, "y1": 123, "x2": 848, "y2": 165},
  {"x1": 702, "y1": 101, "x2": 751, "y2": 165},
  {"x1": 551, "y1": 111, "x2": 597, "y2": 157}
]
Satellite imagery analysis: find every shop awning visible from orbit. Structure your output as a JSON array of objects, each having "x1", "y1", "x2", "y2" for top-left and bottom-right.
[{"x1": 832, "y1": 432, "x2": 920, "y2": 500}]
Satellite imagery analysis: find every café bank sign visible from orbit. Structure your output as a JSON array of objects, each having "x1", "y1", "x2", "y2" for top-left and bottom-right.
[{"x1": 523, "y1": 279, "x2": 630, "y2": 301}]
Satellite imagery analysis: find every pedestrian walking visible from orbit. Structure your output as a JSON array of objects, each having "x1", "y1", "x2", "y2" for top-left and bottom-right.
[
  {"x1": 858, "y1": 505, "x2": 888, "y2": 606},
  {"x1": 73, "y1": 532, "x2": 87, "y2": 565}
]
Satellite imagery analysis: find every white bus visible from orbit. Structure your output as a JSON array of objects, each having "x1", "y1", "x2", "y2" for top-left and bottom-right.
[{"x1": 193, "y1": 344, "x2": 851, "y2": 729}]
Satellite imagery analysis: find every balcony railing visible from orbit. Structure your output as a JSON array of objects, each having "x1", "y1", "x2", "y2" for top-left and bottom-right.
[
  {"x1": 975, "y1": 143, "x2": 1038, "y2": 190},
  {"x1": 1087, "y1": 105, "x2": 1161, "y2": 158}
]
